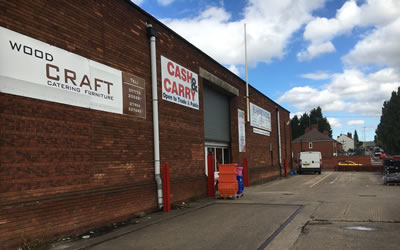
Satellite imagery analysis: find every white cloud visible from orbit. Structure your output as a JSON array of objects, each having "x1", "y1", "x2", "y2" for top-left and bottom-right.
[
  {"x1": 358, "y1": 0, "x2": 400, "y2": 27},
  {"x1": 347, "y1": 120, "x2": 365, "y2": 125},
  {"x1": 290, "y1": 111, "x2": 305, "y2": 119},
  {"x1": 278, "y1": 68, "x2": 400, "y2": 115},
  {"x1": 301, "y1": 72, "x2": 332, "y2": 80},
  {"x1": 161, "y1": 0, "x2": 325, "y2": 66},
  {"x1": 131, "y1": 0, "x2": 144, "y2": 5},
  {"x1": 228, "y1": 64, "x2": 240, "y2": 76},
  {"x1": 300, "y1": 0, "x2": 400, "y2": 60},
  {"x1": 299, "y1": 0, "x2": 360, "y2": 60},
  {"x1": 297, "y1": 41, "x2": 335, "y2": 61},
  {"x1": 157, "y1": 0, "x2": 174, "y2": 6},
  {"x1": 343, "y1": 18, "x2": 400, "y2": 71},
  {"x1": 327, "y1": 118, "x2": 342, "y2": 128}
]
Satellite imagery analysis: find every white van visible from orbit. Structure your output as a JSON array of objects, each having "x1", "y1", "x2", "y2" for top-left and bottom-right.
[{"x1": 297, "y1": 151, "x2": 322, "y2": 174}]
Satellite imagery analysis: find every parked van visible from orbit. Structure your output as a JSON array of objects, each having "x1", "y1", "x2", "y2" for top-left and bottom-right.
[{"x1": 297, "y1": 151, "x2": 322, "y2": 174}]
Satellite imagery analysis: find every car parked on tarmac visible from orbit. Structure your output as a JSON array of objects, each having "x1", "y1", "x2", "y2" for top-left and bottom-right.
[
  {"x1": 373, "y1": 147, "x2": 384, "y2": 157},
  {"x1": 338, "y1": 160, "x2": 363, "y2": 166}
]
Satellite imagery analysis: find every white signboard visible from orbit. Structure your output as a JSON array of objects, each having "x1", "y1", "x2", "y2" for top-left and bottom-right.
[
  {"x1": 238, "y1": 109, "x2": 246, "y2": 152},
  {"x1": 250, "y1": 102, "x2": 271, "y2": 131},
  {"x1": 253, "y1": 128, "x2": 270, "y2": 136},
  {"x1": 0, "y1": 27, "x2": 145, "y2": 118},
  {"x1": 161, "y1": 56, "x2": 199, "y2": 110}
]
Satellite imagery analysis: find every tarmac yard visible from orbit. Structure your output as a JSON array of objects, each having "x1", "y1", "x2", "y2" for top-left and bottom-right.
[{"x1": 53, "y1": 172, "x2": 400, "y2": 250}]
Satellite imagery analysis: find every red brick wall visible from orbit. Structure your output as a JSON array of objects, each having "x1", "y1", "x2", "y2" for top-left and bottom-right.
[
  {"x1": 0, "y1": 0, "x2": 291, "y2": 247},
  {"x1": 293, "y1": 141, "x2": 337, "y2": 157},
  {"x1": 323, "y1": 155, "x2": 372, "y2": 169}
]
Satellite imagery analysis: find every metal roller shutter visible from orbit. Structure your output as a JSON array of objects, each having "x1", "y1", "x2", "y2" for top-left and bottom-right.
[{"x1": 203, "y1": 84, "x2": 230, "y2": 142}]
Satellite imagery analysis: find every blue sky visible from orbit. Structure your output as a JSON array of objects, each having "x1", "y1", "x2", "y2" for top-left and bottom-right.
[{"x1": 133, "y1": 0, "x2": 400, "y2": 141}]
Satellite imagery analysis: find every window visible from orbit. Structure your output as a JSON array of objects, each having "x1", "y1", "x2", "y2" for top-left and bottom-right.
[
  {"x1": 205, "y1": 146, "x2": 231, "y2": 175},
  {"x1": 309, "y1": 142, "x2": 313, "y2": 149}
]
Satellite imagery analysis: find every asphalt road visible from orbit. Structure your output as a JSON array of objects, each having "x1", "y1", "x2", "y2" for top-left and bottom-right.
[{"x1": 52, "y1": 171, "x2": 400, "y2": 250}]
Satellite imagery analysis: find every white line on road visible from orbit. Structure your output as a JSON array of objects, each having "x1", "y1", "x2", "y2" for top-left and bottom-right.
[
  {"x1": 330, "y1": 172, "x2": 341, "y2": 184},
  {"x1": 310, "y1": 172, "x2": 333, "y2": 188}
]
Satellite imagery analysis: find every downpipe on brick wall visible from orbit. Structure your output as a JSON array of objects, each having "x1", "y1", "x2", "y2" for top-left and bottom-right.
[
  {"x1": 147, "y1": 23, "x2": 163, "y2": 209},
  {"x1": 276, "y1": 107, "x2": 282, "y2": 177}
]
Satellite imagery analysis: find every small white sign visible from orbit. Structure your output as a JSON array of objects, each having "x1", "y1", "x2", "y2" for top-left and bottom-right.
[
  {"x1": 253, "y1": 128, "x2": 270, "y2": 136},
  {"x1": 250, "y1": 102, "x2": 271, "y2": 131},
  {"x1": 238, "y1": 109, "x2": 246, "y2": 152},
  {"x1": 161, "y1": 56, "x2": 199, "y2": 110}
]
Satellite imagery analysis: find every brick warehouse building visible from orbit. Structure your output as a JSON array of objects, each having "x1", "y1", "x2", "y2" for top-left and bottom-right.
[{"x1": 0, "y1": 1, "x2": 292, "y2": 247}]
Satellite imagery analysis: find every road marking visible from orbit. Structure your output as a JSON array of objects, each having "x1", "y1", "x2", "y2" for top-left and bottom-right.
[
  {"x1": 310, "y1": 172, "x2": 333, "y2": 188},
  {"x1": 330, "y1": 173, "x2": 341, "y2": 184},
  {"x1": 345, "y1": 226, "x2": 376, "y2": 231}
]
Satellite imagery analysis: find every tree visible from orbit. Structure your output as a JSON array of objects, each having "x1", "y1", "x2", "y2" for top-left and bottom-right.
[
  {"x1": 354, "y1": 130, "x2": 360, "y2": 148},
  {"x1": 309, "y1": 106, "x2": 332, "y2": 137},
  {"x1": 318, "y1": 117, "x2": 332, "y2": 138},
  {"x1": 353, "y1": 130, "x2": 363, "y2": 155},
  {"x1": 299, "y1": 113, "x2": 310, "y2": 135},
  {"x1": 376, "y1": 87, "x2": 400, "y2": 154},
  {"x1": 310, "y1": 107, "x2": 322, "y2": 124},
  {"x1": 290, "y1": 106, "x2": 332, "y2": 139},
  {"x1": 290, "y1": 115, "x2": 303, "y2": 139}
]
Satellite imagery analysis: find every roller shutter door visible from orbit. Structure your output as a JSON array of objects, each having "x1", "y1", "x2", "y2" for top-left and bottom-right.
[{"x1": 203, "y1": 84, "x2": 230, "y2": 142}]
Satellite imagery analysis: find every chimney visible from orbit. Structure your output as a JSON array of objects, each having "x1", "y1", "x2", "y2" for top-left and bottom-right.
[
  {"x1": 323, "y1": 131, "x2": 329, "y2": 136},
  {"x1": 347, "y1": 132, "x2": 352, "y2": 139},
  {"x1": 311, "y1": 124, "x2": 318, "y2": 130}
]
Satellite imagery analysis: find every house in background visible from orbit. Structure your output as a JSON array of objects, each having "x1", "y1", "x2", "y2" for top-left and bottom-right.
[
  {"x1": 292, "y1": 124, "x2": 342, "y2": 161},
  {"x1": 337, "y1": 133, "x2": 355, "y2": 152}
]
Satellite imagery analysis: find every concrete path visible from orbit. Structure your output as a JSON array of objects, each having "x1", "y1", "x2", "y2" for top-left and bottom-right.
[{"x1": 52, "y1": 171, "x2": 400, "y2": 250}]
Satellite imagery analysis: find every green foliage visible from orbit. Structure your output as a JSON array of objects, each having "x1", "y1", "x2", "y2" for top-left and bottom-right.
[
  {"x1": 353, "y1": 130, "x2": 363, "y2": 155},
  {"x1": 20, "y1": 231, "x2": 50, "y2": 250},
  {"x1": 318, "y1": 117, "x2": 332, "y2": 137},
  {"x1": 299, "y1": 113, "x2": 310, "y2": 133},
  {"x1": 376, "y1": 87, "x2": 400, "y2": 154},
  {"x1": 290, "y1": 106, "x2": 332, "y2": 139},
  {"x1": 354, "y1": 130, "x2": 360, "y2": 148},
  {"x1": 290, "y1": 115, "x2": 302, "y2": 139},
  {"x1": 309, "y1": 106, "x2": 323, "y2": 124}
]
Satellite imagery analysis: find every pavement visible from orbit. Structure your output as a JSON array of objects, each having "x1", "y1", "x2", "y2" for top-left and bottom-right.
[{"x1": 51, "y1": 171, "x2": 400, "y2": 250}]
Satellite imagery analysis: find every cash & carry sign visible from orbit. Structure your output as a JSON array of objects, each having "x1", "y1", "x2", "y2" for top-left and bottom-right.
[
  {"x1": 0, "y1": 27, "x2": 145, "y2": 118},
  {"x1": 161, "y1": 56, "x2": 199, "y2": 110}
]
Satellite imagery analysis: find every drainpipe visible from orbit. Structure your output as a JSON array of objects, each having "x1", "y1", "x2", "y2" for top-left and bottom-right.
[
  {"x1": 276, "y1": 107, "x2": 282, "y2": 176},
  {"x1": 147, "y1": 23, "x2": 163, "y2": 209}
]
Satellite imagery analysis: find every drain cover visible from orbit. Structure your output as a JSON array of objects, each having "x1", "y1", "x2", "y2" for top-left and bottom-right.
[{"x1": 344, "y1": 226, "x2": 376, "y2": 231}]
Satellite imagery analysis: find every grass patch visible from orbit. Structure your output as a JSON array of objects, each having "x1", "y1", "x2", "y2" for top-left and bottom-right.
[{"x1": 20, "y1": 231, "x2": 50, "y2": 250}]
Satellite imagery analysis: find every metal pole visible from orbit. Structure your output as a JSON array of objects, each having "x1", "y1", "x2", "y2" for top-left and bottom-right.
[{"x1": 244, "y1": 23, "x2": 249, "y2": 122}]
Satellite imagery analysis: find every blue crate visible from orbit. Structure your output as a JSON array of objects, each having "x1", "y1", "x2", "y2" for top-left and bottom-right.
[{"x1": 237, "y1": 176, "x2": 244, "y2": 194}]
